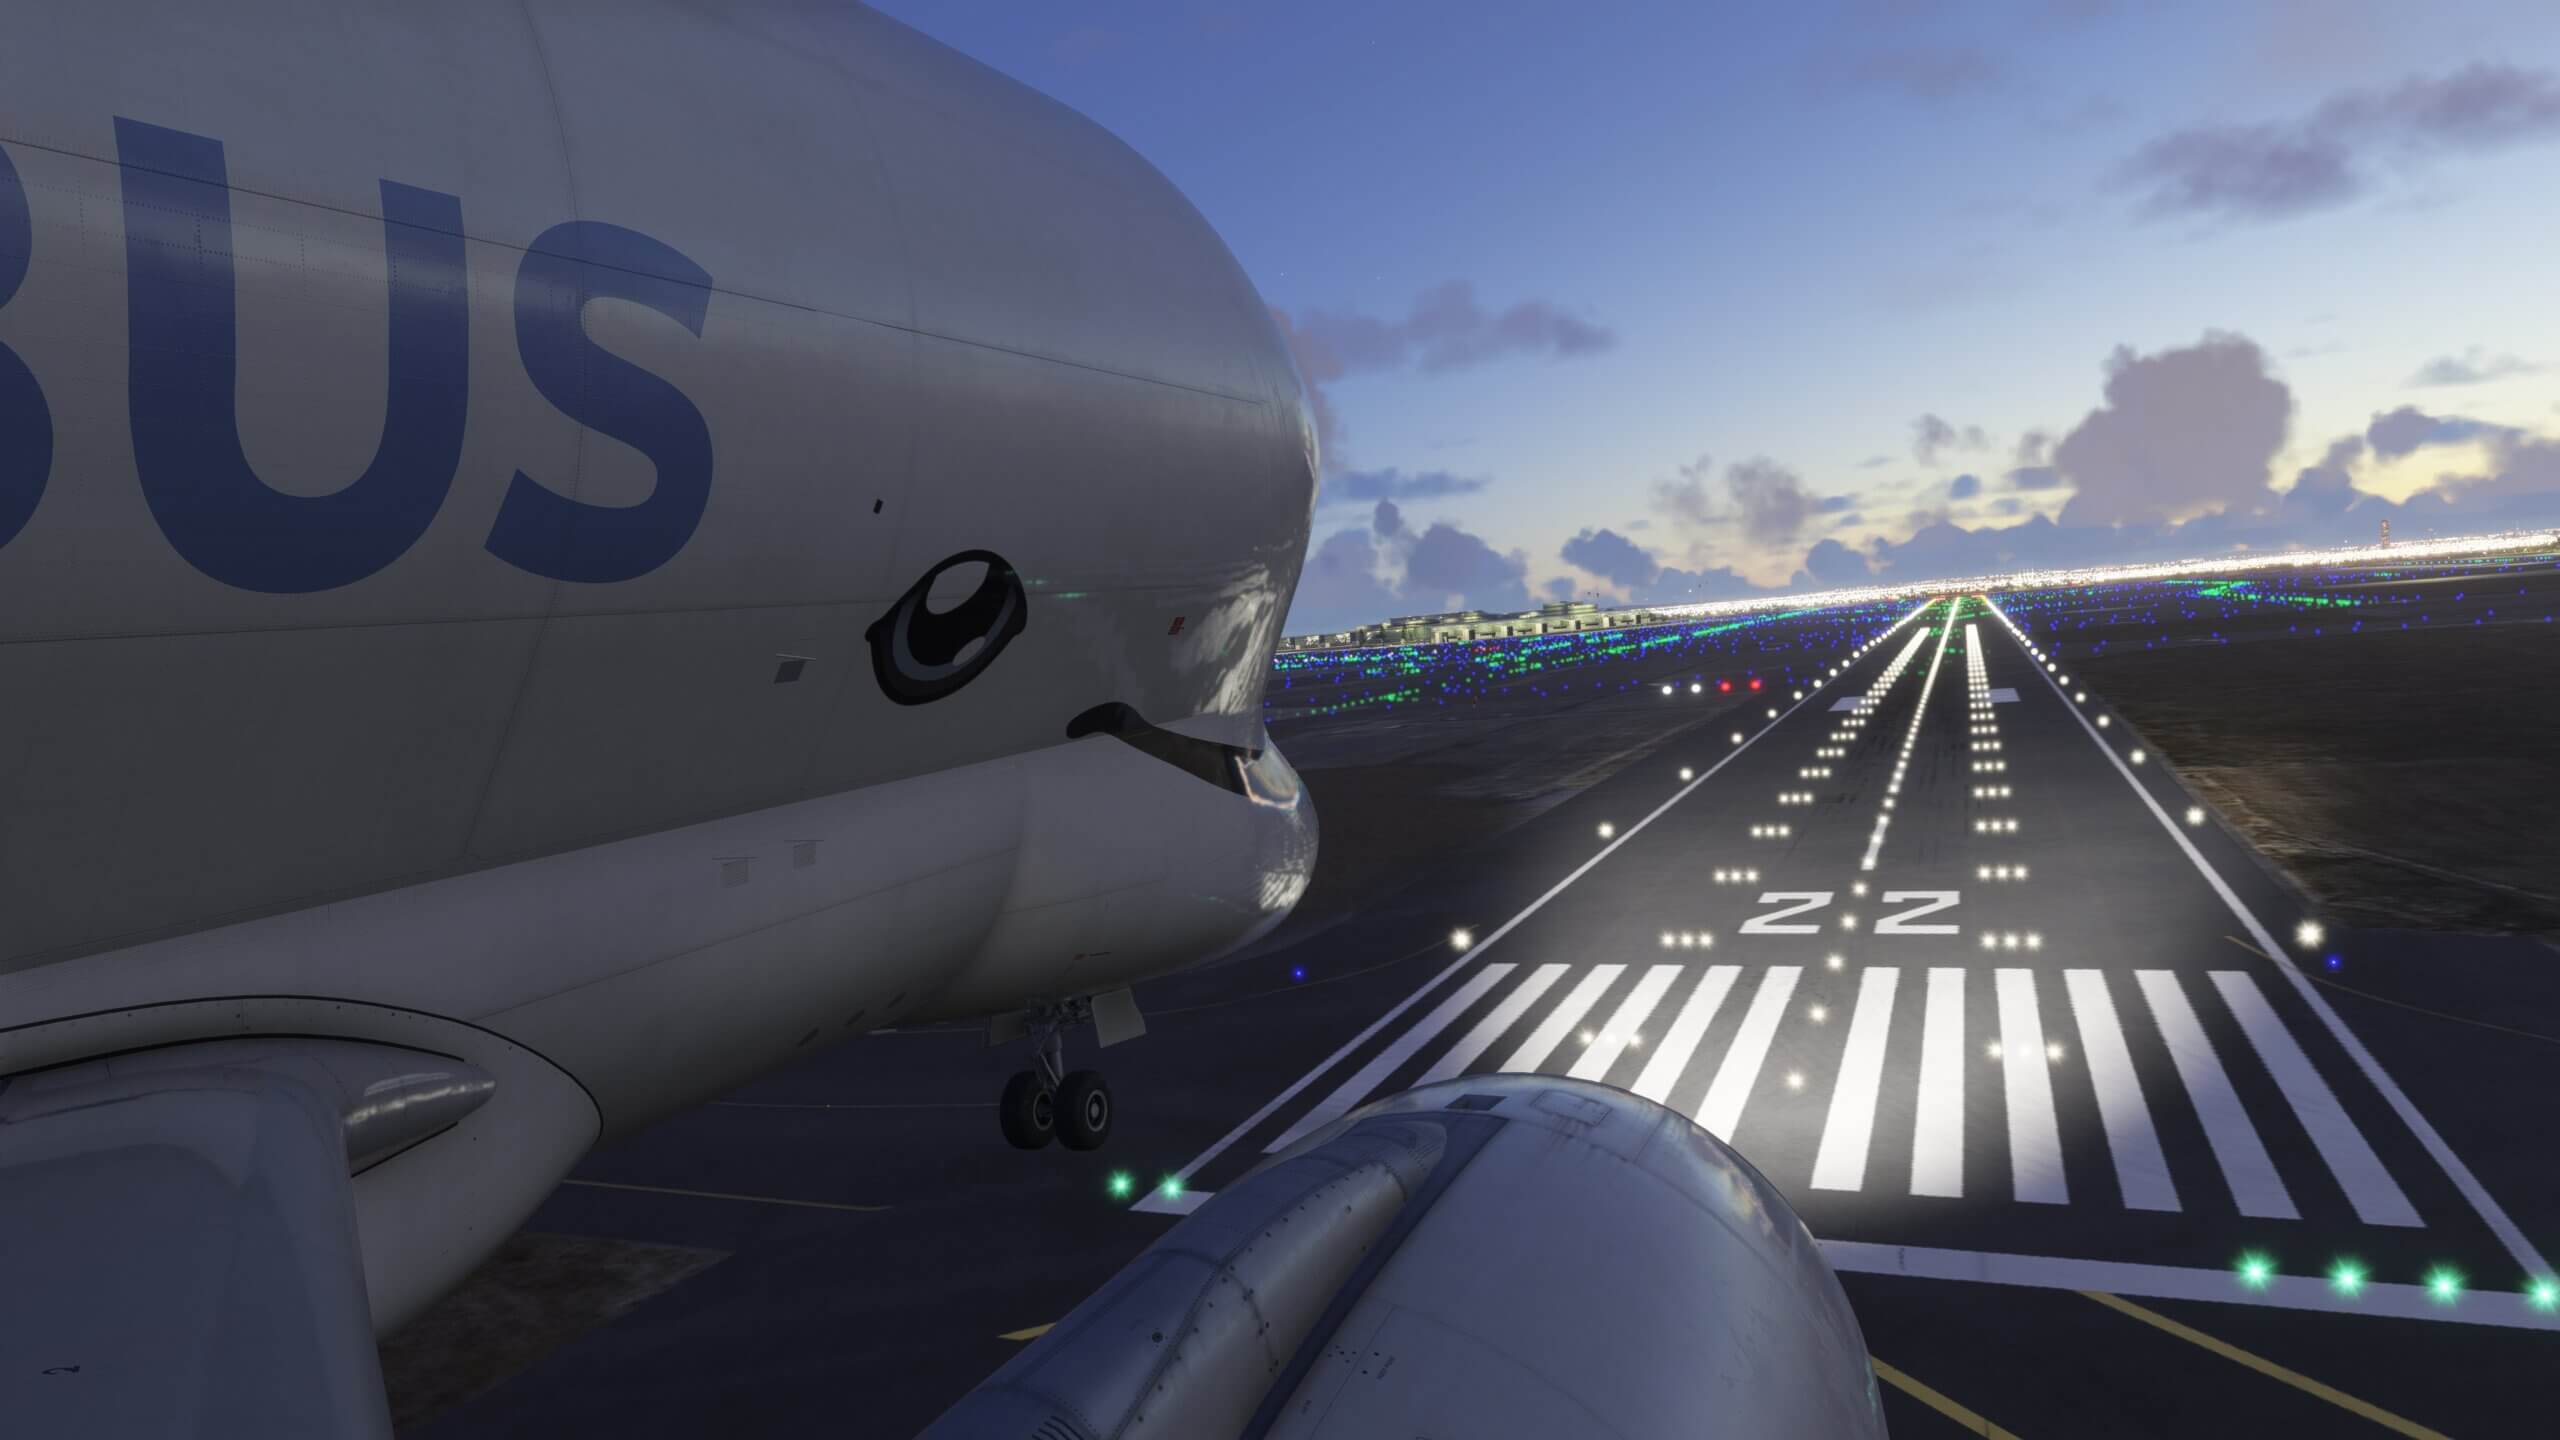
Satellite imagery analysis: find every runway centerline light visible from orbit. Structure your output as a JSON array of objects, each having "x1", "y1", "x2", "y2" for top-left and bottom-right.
[
  {"x1": 1731, "y1": 731, "x2": 1745, "y2": 745},
  {"x1": 1826, "y1": 953, "x2": 1844, "y2": 970},
  {"x1": 1597, "y1": 821, "x2": 1616, "y2": 840},
  {"x1": 1451, "y1": 928, "x2": 1474, "y2": 950},
  {"x1": 1679, "y1": 767, "x2": 1695, "y2": 782}
]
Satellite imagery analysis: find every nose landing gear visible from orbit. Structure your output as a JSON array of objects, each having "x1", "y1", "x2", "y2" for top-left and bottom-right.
[{"x1": 996, "y1": 998, "x2": 1118, "y2": 1151}]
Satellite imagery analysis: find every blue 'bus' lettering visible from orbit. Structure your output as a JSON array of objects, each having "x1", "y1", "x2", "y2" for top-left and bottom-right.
[
  {"x1": 116, "y1": 118, "x2": 470, "y2": 593},
  {"x1": 485, "y1": 222, "x2": 714, "y2": 584},
  {"x1": 0, "y1": 144, "x2": 52, "y2": 551}
]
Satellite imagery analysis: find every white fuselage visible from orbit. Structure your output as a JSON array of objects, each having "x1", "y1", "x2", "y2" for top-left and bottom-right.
[{"x1": 0, "y1": 0, "x2": 1317, "y2": 1326}]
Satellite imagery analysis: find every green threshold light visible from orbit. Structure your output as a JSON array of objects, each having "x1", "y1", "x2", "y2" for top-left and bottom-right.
[
  {"x1": 2526, "y1": 1277, "x2": 2557, "y2": 1313},
  {"x1": 2328, "y1": 1259, "x2": 2365, "y2": 1298},
  {"x1": 2236, "y1": 1252, "x2": 2275, "y2": 1291},
  {"x1": 2425, "y1": 1266, "x2": 2464, "y2": 1305},
  {"x1": 1159, "y1": 1175, "x2": 1186, "y2": 1201},
  {"x1": 1106, "y1": 1171, "x2": 1135, "y2": 1201}
]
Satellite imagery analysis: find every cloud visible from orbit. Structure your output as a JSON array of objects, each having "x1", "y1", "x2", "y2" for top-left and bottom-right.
[
  {"x1": 2116, "y1": 64, "x2": 2560, "y2": 223},
  {"x1": 1372, "y1": 498, "x2": 1404, "y2": 538},
  {"x1": 2051, "y1": 332, "x2": 2292, "y2": 527},
  {"x1": 1269, "y1": 306, "x2": 1346, "y2": 472},
  {"x1": 1544, "y1": 576, "x2": 1578, "y2": 602},
  {"x1": 1818, "y1": 493, "x2": 1858, "y2": 513},
  {"x1": 1725, "y1": 457, "x2": 1816, "y2": 545},
  {"x1": 2364, "y1": 405, "x2": 2506, "y2": 459},
  {"x1": 1793, "y1": 537, "x2": 1874, "y2": 587},
  {"x1": 1324, "y1": 467, "x2": 1490, "y2": 505},
  {"x1": 2015, "y1": 429, "x2": 2054, "y2": 468},
  {"x1": 1833, "y1": 46, "x2": 2005, "y2": 104},
  {"x1": 1859, "y1": 454, "x2": 1893, "y2": 469},
  {"x1": 1401, "y1": 521, "x2": 1532, "y2": 613},
  {"x1": 1912, "y1": 413, "x2": 1990, "y2": 466},
  {"x1": 1284, "y1": 527, "x2": 1399, "y2": 632},
  {"x1": 1948, "y1": 472, "x2": 1982, "y2": 500},
  {"x1": 2409, "y1": 347, "x2": 2542, "y2": 387},
  {"x1": 1288, "y1": 280, "x2": 1615, "y2": 381},
  {"x1": 1559, "y1": 527, "x2": 1660, "y2": 589},
  {"x1": 2008, "y1": 466, "x2": 2065, "y2": 490},
  {"x1": 1651, "y1": 453, "x2": 1718, "y2": 528},
  {"x1": 1640, "y1": 565, "x2": 1779, "y2": 605}
]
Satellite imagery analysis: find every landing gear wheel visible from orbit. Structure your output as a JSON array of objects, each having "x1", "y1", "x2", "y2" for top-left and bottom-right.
[
  {"x1": 1000, "y1": 1070, "x2": 1055, "y2": 1150},
  {"x1": 1057, "y1": 1070, "x2": 1113, "y2": 1152}
]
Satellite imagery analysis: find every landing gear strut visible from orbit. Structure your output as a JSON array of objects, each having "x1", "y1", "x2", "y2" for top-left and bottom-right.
[{"x1": 996, "y1": 998, "x2": 1115, "y2": 1151}]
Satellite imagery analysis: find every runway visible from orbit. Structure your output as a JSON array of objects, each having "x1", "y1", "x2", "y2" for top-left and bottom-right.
[
  {"x1": 406, "y1": 581, "x2": 2560, "y2": 1439},
  {"x1": 1137, "y1": 597, "x2": 2545, "y2": 1337}
]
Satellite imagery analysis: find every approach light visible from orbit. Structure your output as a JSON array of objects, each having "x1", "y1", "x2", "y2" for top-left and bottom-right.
[{"x1": 2096, "y1": 715, "x2": 2111, "y2": 728}]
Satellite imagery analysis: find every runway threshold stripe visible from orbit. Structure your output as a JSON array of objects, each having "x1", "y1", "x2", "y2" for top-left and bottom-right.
[
  {"x1": 1416, "y1": 962, "x2": 1569, "y2": 1087},
  {"x1": 1811, "y1": 967, "x2": 1900, "y2": 1192},
  {"x1": 1500, "y1": 965, "x2": 1624, "y2": 1073},
  {"x1": 1995, "y1": 969, "x2": 2067, "y2": 1205},
  {"x1": 1629, "y1": 965, "x2": 1739, "y2": 1104},
  {"x1": 1990, "y1": 597, "x2": 2549, "y2": 1277},
  {"x1": 2081, "y1": 1292, "x2": 2451, "y2": 1439},
  {"x1": 2134, "y1": 969, "x2": 2296, "y2": 1219},
  {"x1": 2062, "y1": 969, "x2": 2179, "y2": 1212},
  {"x1": 1260, "y1": 963, "x2": 1515, "y2": 1154},
  {"x1": 1565, "y1": 963, "x2": 1681, "y2": 1081},
  {"x1": 1695, "y1": 966, "x2": 1800, "y2": 1141},
  {"x1": 1909, "y1": 967, "x2": 1966, "y2": 1199},
  {"x1": 2211, "y1": 970, "x2": 2422, "y2": 1228},
  {"x1": 1869, "y1": 1357, "x2": 2026, "y2": 1439}
]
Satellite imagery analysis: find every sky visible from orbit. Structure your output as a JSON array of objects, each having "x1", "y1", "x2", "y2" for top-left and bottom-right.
[{"x1": 870, "y1": 0, "x2": 2560, "y2": 632}]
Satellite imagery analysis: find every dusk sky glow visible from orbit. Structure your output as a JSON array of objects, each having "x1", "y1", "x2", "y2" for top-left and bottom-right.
[{"x1": 875, "y1": 2, "x2": 2560, "y2": 631}]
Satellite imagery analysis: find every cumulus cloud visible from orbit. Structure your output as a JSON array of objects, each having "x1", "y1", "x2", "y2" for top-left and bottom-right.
[
  {"x1": 2365, "y1": 405, "x2": 2506, "y2": 459},
  {"x1": 2117, "y1": 64, "x2": 2560, "y2": 223},
  {"x1": 1794, "y1": 537, "x2": 1874, "y2": 587},
  {"x1": 2409, "y1": 347, "x2": 2542, "y2": 387},
  {"x1": 2015, "y1": 429, "x2": 2054, "y2": 468},
  {"x1": 2051, "y1": 332, "x2": 2292, "y2": 527},
  {"x1": 2008, "y1": 466, "x2": 2065, "y2": 491},
  {"x1": 1651, "y1": 454, "x2": 1719, "y2": 528},
  {"x1": 1324, "y1": 467, "x2": 1490, "y2": 505},
  {"x1": 1559, "y1": 527, "x2": 1660, "y2": 589},
  {"x1": 1948, "y1": 472, "x2": 1982, "y2": 500},
  {"x1": 1402, "y1": 521, "x2": 1532, "y2": 613},
  {"x1": 1285, "y1": 527, "x2": 1399, "y2": 632},
  {"x1": 1858, "y1": 454, "x2": 1893, "y2": 469},
  {"x1": 1372, "y1": 498, "x2": 1404, "y2": 538},
  {"x1": 1913, "y1": 413, "x2": 1990, "y2": 466},
  {"x1": 1726, "y1": 458, "x2": 1816, "y2": 545}
]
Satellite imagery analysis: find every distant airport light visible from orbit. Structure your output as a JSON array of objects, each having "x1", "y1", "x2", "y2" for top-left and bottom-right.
[
  {"x1": 1986, "y1": 1041, "x2": 2003, "y2": 1059},
  {"x1": 1731, "y1": 731, "x2": 1745, "y2": 744},
  {"x1": 1785, "y1": 1070, "x2": 1805, "y2": 1090},
  {"x1": 1749, "y1": 677, "x2": 1762, "y2": 690},
  {"x1": 1679, "y1": 767, "x2": 1695, "y2": 781},
  {"x1": 1451, "y1": 928, "x2": 1474, "y2": 950},
  {"x1": 2427, "y1": 1266, "x2": 2464, "y2": 1304},
  {"x1": 2329, "y1": 1259, "x2": 2366, "y2": 1297},
  {"x1": 2045, "y1": 1041, "x2": 2065, "y2": 1062},
  {"x1": 1691, "y1": 682, "x2": 1703, "y2": 694},
  {"x1": 1661, "y1": 684, "x2": 1675, "y2": 697},
  {"x1": 2185, "y1": 805, "x2": 2206, "y2": 827},
  {"x1": 2130, "y1": 748, "x2": 2147, "y2": 764},
  {"x1": 1808, "y1": 1004, "x2": 1828, "y2": 1023},
  {"x1": 2325, "y1": 954, "x2": 2342, "y2": 971},
  {"x1": 2295, "y1": 919, "x2": 2325, "y2": 950},
  {"x1": 1767, "y1": 707, "x2": 1778, "y2": 719},
  {"x1": 1597, "y1": 822, "x2": 1615, "y2": 840},
  {"x1": 2096, "y1": 715, "x2": 2111, "y2": 728},
  {"x1": 2075, "y1": 691, "x2": 2088, "y2": 702},
  {"x1": 1291, "y1": 965, "x2": 1307, "y2": 982},
  {"x1": 1826, "y1": 953, "x2": 1845, "y2": 971}
]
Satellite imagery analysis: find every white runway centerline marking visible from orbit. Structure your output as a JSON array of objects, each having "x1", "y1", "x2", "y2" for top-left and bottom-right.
[
  {"x1": 1414, "y1": 962, "x2": 1568, "y2": 1089},
  {"x1": 1630, "y1": 965, "x2": 1739, "y2": 1104},
  {"x1": 1566, "y1": 964, "x2": 1681, "y2": 1081},
  {"x1": 1261, "y1": 963, "x2": 1516, "y2": 1154},
  {"x1": 1501, "y1": 964, "x2": 1624, "y2": 1073},
  {"x1": 1812, "y1": 966, "x2": 1901, "y2": 1191},
  {"x1": 1697, "y1": 966, "x2": 1801, "y2": 1141},
  {"x1": 2064, "y1": 968, "x2": 2180, "y2": 1212},
  {"x1": 1909, "y1": 967, "x2": 1967, "y2": 1198},
  {"x1": 2135, "y1": 968, "x2": 2296, "y2": 1219},
  {"x1": 1996, "y1": 969, "x2": 2068, "y2": 1204},
  {"x1": 2212, "y1": 970, "x2": 2422, "y2": 1228}
]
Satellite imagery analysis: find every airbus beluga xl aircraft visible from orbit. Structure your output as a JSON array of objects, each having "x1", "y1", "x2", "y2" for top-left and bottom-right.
[{"x1": 0, "y1": 0, "x2": 1317, "y2": 1426}]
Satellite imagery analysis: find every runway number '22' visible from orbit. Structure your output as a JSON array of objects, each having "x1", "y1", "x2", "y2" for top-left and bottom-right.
[{"x1": 1738, "y1": 891, "x2": 1962, "y2": 935}]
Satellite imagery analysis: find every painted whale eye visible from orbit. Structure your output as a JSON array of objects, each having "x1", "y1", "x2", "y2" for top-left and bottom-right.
[{"x1": 864, "y1": 549, "x2": 1028, "y2": 705}]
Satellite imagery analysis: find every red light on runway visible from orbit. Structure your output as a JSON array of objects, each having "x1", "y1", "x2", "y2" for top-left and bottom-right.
[
  {"x1": 1718, "y1": 679, "x2": 1732, "y2": 692},
  {"x1": 1749, "y1": 677, "x2": 1762, "y2": 690}
]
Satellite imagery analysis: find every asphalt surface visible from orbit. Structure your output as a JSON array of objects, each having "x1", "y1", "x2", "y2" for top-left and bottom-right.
[{"x1": 411, "y1": 584, "x2": 2560, "y2": 1439}]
